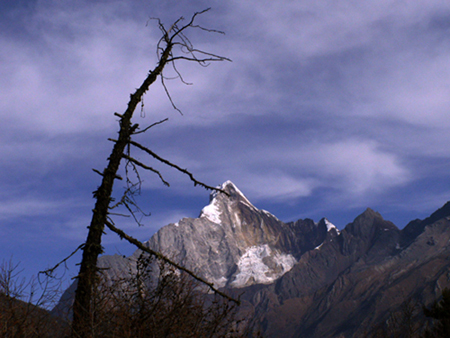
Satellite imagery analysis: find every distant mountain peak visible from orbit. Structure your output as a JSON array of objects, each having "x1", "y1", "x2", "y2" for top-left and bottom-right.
[
  {"x1": 362, "y1": 207, "x2": 381, "y2": 217},
  {"x1": 323, "y1": 218, "x2": 338, "y2": 233},
  {"x1": 220, "y1": 179, "x2": 236, "y2": 189},
  {"x1": 56, "y1": 181, "x2": 450, "y2": 338},
  {"x1": 353, "y1": 208, "x2": 384, "y2": 223},
  {"x1": 344, "y1": 208, "x2": 394, "y2": 239},
  {"x1": 199, "y1": 180, "x2": 256, "y2": 224},
  {"x1": 219, "y1": 180, "x2": 254, "y2": 204}
]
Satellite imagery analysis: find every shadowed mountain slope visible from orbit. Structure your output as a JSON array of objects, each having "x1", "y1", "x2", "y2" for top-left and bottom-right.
[{"x1": 55, "y1": 181, "x2": 450, "y2": 337}]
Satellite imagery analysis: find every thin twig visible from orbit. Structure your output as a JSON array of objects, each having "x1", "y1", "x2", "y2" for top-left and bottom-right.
[
  {"x1": 40, "y1": 244, "x2": 85, "y2": 278},
  {"x1": 161, "y1": 75, "x2": 183, "y2": 115},
  {"x1": 122, "y1": 154, "x2": 170, "y2": 187},
  {"x1": 133, "y1": 118, "x2": 169, "y2": 135}
]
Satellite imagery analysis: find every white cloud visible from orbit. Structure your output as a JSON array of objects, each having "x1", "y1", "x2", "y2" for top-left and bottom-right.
[
  {"x1": 219, "y1": 0, "x2": 450, "y2": 132},
  {"x1": 166, "y1": 131, "x2": 411, "y2": 204},
  {"x1": 242, "y1": 174, "x2": 318, "y2": 201},
  {"x1": 0, "y1": 2, "x2": 164, "y2": 135},
  {"x1": 1, "y1": 0, "x2": 449, "y2": 246},
  {"x1": 233, "y1": 0, "x2": 450, "y2": 59},
  {"x1": 309, "y1": 140, "x2": 411, "y2": 194},
  {"x1": 0, "y1": 196, "x2": 87, "y2": 221}
]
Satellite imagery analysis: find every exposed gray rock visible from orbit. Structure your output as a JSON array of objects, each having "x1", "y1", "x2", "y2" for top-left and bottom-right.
[
  {"x1": 55, "y1": 182, "x2": 450, "y2": 338},
  {"x1": 55, "y1": 180, "x2": 327, "y2": 315},
  {"x1": 237, "y1": 204, "x2": 450, "y2": 338},
  {"x1": 135, "y1": 180, "x2": 319, "y2": 288}
]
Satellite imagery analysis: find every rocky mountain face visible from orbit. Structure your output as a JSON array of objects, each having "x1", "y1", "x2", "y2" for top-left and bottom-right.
[
  {"x1": 55, "y1": 181, "x2": 450, "y2": 337},
  {"x1": 235, "y1": 204, "x2": 450, "y2": 337},
  {"x1": 141, "y1": 181, "x2": 333, "y2": 289}
]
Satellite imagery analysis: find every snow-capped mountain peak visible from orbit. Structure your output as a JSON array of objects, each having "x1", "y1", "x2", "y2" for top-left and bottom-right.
[
  {"x1": 199, "y1": 180, "x2": 256, "y2": 224},
  {"x1": 324, "y1": 218, "x2": 339, "y2": 233},
  {"x1": 220, "y1": 180, "x2": 254, "y2": 206}
]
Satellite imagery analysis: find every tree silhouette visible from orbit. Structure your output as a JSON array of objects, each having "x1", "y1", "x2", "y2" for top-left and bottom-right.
[{"x1": 66, "y1": 9, "x2": 234, "y2": 337}]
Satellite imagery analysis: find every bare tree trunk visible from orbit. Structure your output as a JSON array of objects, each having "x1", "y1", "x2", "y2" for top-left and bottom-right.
[
  {"x1": 70, "y1": 10, "x2": 231, "y2": 337},
  {"x1": 71, "y1": 42, "x2": 173, "y2": 338}
]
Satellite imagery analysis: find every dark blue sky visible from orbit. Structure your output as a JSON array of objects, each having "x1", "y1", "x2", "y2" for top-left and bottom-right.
[{"x1": 2, "y1": 0, "x2": 450, "y2": 289}]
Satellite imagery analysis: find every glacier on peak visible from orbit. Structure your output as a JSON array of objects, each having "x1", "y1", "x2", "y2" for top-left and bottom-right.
[{"x1": 231, "y1": 244, "x2": 297, "y2": 288}]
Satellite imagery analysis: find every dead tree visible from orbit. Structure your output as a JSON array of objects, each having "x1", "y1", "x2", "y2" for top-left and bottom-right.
[{"x1": 70, "y1": 9, "x2": 233, "y2": 337}]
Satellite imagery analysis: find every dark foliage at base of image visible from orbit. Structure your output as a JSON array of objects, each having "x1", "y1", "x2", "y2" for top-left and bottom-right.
[
  {"x1": 2, "y1": 256, "x2": 450, "y2": 337},
  {"x1": 65, "y1": 254, "x2": 257, "y2": 337},
  {"x1": 0, "y1": 257, "x2": 259, "y2": 337},
  {"x1": 0, "y1": 259, "x2": 67, "y2": 337}
]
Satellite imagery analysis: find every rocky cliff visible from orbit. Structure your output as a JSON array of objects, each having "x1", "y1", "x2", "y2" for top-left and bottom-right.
[
  {"x1": 136, "y1": 181, "x2": 332, "y2": 289},
  {"x1": 235, "y1": 205, "x2": 450, "y2": 337},
  {"x1": 55, "y1": 181, "x2": 450, "y2": 337}
]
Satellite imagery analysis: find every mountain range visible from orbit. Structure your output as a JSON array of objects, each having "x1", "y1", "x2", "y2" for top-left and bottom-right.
[{"x1": 56, "y1": 181, "x2": 450, "y2": 337}]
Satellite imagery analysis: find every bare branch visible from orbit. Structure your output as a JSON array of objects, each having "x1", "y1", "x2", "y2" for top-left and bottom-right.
[
  {"x1": 109, "y1": 182, "x2": 139, "y2": 211},
  {"x1": 133, "y1": 118, "x2": 169, "y2": 135},
  {"x1": 72, "y1": 9, "x2": 232, "y2": 335},
  {"x1": 161, "y1": 75, "x2": 183, "y2": 115},
  {"x1": 123, "y1": 201, "x2": 145, "y2": 226},
  {"x1": 167, "y1": 56, "x2": 230, "y2": 65},
  {"x1": 104, "y1": 219, "x2": 239, "y2": 305},
  {"x1": 122, "y1": 154, "x2": 170, "y2": 187},
  {"x1": 40, "y1": 244, "x2": 85, "y2": 278},
  {"x1": 189, "y1": 24, "x2": 226, "y2": 35},
  {"x1": 177, "y1": 47, "x2": 231, "y2": 62},
  {"x1": 167, "y1": 8, "x2": 212, "y2": 44},
  {"x1": 92, "y1": 168, "x2": 122, "y2": 180},
  {"x1": 92, "y1": 168, "x2": 103, "y2": 177},
  {"x1": 112, "y1": 181, "x2": 151, "y2": 227},
  {"x1": 171, "y1": 61, "x2": 193, "y2": 85},
  {"x1": 107, "y1": 212, "x2": 131, "y2": 217},
  {"x1": 124, "y1": 151, "x2": 142, "y2": 192},
  {"x1": 150, "y1": 8, "x2": 230, "y2": 116},
  {"x1": 129, "y1": 140, "x2": 229, "y2": 195}
]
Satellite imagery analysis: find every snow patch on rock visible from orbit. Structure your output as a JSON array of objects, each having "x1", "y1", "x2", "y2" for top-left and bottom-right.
[
  {"x1": 314, "y1": 243, "x2": 324, "y2": 250},
  {"x1": 325, "y1": 218, "x2": 339, "y2": 234},
  {"x1": 211, "y1": 276, "x2": 228, "y2": 288},
  {"x1": 231, "y1": 244, "x2": 297, "y2": 287},
  {"x1": 200, "y1": 198, "x2": 221, "y2": 224}
]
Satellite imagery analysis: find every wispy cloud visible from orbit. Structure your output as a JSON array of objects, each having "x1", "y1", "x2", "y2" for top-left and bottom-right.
[{"x1": 1, "y1": 0, "x2": 450, "y2": 278}]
